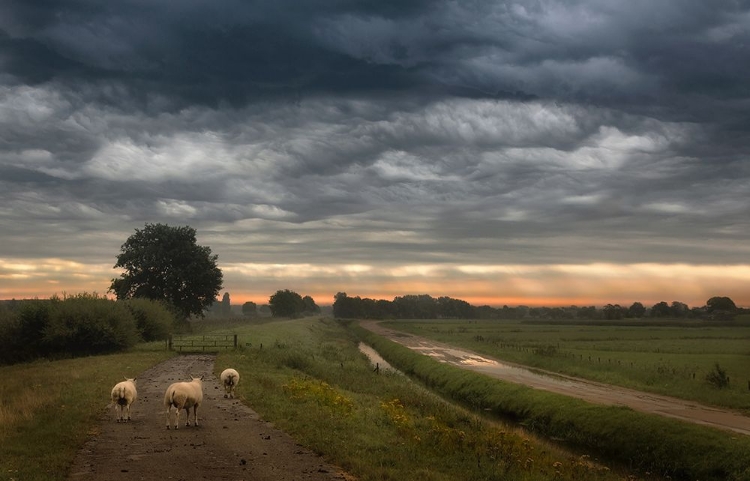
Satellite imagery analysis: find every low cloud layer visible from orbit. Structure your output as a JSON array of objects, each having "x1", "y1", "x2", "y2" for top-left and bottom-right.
[{"x1": 2, "y1": 1, "x2": 749, "y2": 306}]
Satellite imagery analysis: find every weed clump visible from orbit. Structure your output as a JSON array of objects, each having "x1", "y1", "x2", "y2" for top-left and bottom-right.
[{"x1": 705, "y1": 363, "x2": 730, "y2": 389}]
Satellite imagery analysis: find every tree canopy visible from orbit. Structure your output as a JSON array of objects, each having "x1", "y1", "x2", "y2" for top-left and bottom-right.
[
  {"x1": 109, "y1": 223, "x2": 223, "y2": 319},
  {"x1": 269, "y1": 289, "x2": 319, "y2": 317},
  {"x1": 241, "y1": 301, "x2": 257, "y2": 316},
  {"x1": 706, "y1": 296, "x2": 737, "y2": 312}
]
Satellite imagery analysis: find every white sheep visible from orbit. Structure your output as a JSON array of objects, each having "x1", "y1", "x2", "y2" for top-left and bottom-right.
[
  {"x1": 164, "y1": 375, "x2": 204, "y2": 429},
  {"x1": 111, "y1": 377, "x2": 137, "y2": 423},
  {"x1": 220, "y1": 368, "x2": 240, "y2": 399}
]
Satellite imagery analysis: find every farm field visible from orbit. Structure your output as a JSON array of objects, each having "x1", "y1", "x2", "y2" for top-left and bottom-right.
[
  {"x1": 381, "y1": 319, "x2": 750, "y2": 413},
  {"x1": 4, "y1": 316, "x2": 750, "y2": 481}
]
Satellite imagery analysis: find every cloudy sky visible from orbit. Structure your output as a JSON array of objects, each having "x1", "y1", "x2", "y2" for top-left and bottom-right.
[{"x1": 2, "y1": 1, "x2": 749, "y2": 308}]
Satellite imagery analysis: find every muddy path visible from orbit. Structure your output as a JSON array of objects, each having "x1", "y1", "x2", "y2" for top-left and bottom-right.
[
  {"x1": 360, "y1": 320, "x2": 750, "y2": 436},
  {"x1": 68, "y1": 354, "x2": 350, "y2": 481}
]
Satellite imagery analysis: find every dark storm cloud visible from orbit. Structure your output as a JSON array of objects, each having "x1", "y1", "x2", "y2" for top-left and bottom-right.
[
  {"x1": 1, "y1": 0, "x2": 746, "y2": 116},
  {"x1": 2, "y1": 1, "x2": 750, "y2": 303}
]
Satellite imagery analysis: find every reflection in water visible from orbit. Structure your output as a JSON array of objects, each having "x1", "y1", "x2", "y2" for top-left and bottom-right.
[
  {"x1": 363, "y1": 337, "x2": 598, "y2": 392},
  {"x1": 358, "y1": 343, "x2": 400, "y2": 373},
  {"x1": 460, "y1": 356, "x2": 499, "y2": 366}
]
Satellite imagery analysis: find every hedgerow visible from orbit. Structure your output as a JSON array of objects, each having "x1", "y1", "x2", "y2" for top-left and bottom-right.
[{"x1": 0, "y1": 294, "x2": 175, "y2": 365}]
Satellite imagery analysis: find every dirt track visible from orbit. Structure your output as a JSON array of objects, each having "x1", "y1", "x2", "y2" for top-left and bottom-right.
[
  {"x1": 68, "y1": 354, "x2": 349, "y2": 481},
  {"x1": 360, "y1": 320, "x2": 750, "y2": 436}
]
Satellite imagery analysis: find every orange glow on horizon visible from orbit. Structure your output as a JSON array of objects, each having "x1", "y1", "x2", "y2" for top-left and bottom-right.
[{"x1": 2, "y1": 258, "x2": 749, "y2": 308}]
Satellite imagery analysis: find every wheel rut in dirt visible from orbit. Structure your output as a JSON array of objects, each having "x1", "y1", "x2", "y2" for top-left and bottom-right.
[{"x1": 68, "y1": 354, "x2": 349, "y2": 481}]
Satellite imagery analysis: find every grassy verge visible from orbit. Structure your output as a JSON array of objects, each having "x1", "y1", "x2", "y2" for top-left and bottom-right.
[
  {"x1": 351, "y1": 322, "x2": 750, "y2": 481},
  {"x1": 215, "y1": 317, "x2": 656, "y2": 481},
  {"x1": 383, "y1": 319, "x2": 750, "y2": 412},
  {"x1": 0, "y1": 344, "x2": 174, "y2": 481}
]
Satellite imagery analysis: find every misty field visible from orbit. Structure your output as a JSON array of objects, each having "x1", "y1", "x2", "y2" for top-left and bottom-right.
[{"x1": 381, "y1": 319, "x2": 750, "y2": 413}]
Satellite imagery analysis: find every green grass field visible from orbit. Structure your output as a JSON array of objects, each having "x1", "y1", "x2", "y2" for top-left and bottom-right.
[
  {"x1": 381, "y1": 319, "x2": 750, "y2": 413},
  {"x1": 4, "y1": 316, "x2": 749, "y2": 481},
  {"x1": 0, "y1": 342, "x2": 175, "y2": 481}
]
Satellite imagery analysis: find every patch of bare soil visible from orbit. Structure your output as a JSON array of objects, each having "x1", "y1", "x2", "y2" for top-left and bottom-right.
[
  {"x1": 68, "y1": 354, "x2": 351, "y2": 481},
  {"x1": 360, "y1": 320, "x2": 750, "y2": 436}
]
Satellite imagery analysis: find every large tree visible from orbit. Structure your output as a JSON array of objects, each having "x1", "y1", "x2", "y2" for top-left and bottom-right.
[
  {"x1": 268, "y1": 289, "x2": 305, "y2": 317},
  {"x1": 302, "y1": 295, "x2": 320, "y2": 314},
  {"x1": 109, "y1": 223, "x2": 223, "y2": 319},
  {"x1": 627, "y1": 302, "x2": 646, "y2": 318},
  {"x1": 706, "y1": 296, "x2": 737, "y2": 313},
  {"x1": 241, "y1": 301, "x2": 257, "y2": 317}
]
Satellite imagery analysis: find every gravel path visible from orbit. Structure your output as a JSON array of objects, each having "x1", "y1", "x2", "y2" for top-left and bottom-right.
[{"x1": 68, "y1": 354, "x2": 350, "y2": 481}]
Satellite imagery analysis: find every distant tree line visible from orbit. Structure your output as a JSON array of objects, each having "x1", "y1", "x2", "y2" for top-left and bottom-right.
[
  {"x1": 332, "y1": 293, "x2": 742, "y2": 321},
  {"x1": 204, "y1": 289, "x2": 321, "y2": 319}
]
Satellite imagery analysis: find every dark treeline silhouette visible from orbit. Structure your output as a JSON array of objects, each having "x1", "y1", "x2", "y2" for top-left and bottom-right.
[{"x1": 333, "y1": 293, "x2": 743, "y2": 321}]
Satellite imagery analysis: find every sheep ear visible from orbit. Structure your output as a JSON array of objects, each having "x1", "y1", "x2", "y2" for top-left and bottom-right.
[
  {"x1": 123, "y1": 375, "x2": 128, "y2": 380},
  {"x1": 200, "y1": 374, "x2": 205, "y2": 380}
]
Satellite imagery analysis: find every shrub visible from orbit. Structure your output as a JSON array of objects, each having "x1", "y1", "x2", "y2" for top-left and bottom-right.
[
  {"x1": 705, "y1": 363, "x2": 730, "y2": 389},
  {"x1": 123, "y1": 298, "x2": 175, "y2": 341},
  {"x1": 43, "y1": 293, "x2": 139, "y2": 355},
  {"x1": 0, "y1": 294, "x2": 147, "y2": 364},
  {"x1": 0, "y1": 313, "x2": 22, "y2": 364},
  {"x1": 5, "y1": 299, "x2": 50, "y2": 364}
]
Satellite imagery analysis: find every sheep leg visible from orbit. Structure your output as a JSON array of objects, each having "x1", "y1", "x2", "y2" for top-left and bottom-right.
[
  {"x1": 193, "y1": 405, "x2": 199, "y2": 426},
  {"x1": 126, "y1": 404, "x2": 131, "y2": 422},
  {"x1": 115, "y1": 404, "x2": 122, "y2": 423},
  {"x1": 166, "y1": 405, "x2": 176, "y2": 429},
  {"x1": 184, "y1": 407, "x2": 190, "y2": 427}
]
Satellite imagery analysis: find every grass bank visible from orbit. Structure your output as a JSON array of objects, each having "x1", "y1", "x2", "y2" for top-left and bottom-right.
[
  {"x1": 0, "y1": 344, "x2": 174, "y2": 481},
  {"x1": 215, "y1": 317, "x2": 653, "y2": 481},
  {"x1": 351, "y1": 322, "x2": 750, "y2": 481}
]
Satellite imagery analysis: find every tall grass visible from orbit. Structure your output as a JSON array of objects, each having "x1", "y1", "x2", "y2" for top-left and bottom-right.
[
  {"x1": 216, "y1": 317, "x2": 650, "y2": 481},
  {"x1": 0, "y1": 348, "x2": 174, "y2": 481}
]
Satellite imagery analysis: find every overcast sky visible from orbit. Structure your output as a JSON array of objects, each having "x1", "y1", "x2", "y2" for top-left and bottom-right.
[{"x1": 2, "y1": 1, "x2": 749, "y2": 307}]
